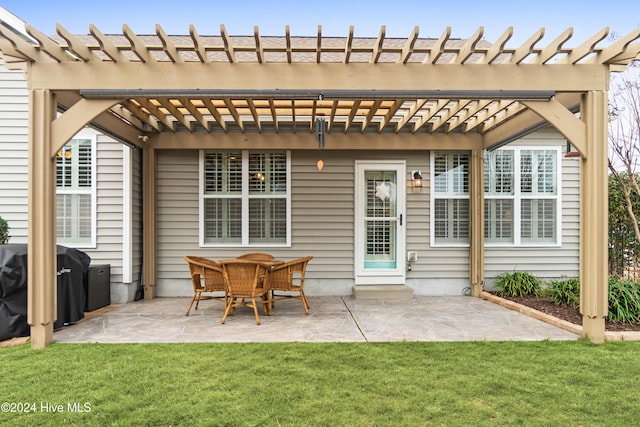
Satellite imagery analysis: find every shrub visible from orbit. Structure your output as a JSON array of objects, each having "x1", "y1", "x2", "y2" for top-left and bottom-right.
[
  {"x1": 0, "y1": 216, "x2": 9, "y2": 244},
  {"x1": 493, "y1": 271, "x2": 541, "y2": 297},
  {"x1": 546, "y1": 277, "x2": 580, "y2": 309},
  {"x1": 607, "y1": 277, "x2": 640, "y2": 324}
]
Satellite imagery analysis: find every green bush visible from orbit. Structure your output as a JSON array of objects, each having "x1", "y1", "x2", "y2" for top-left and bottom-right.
[
  {"x1": 546, "y1": 277, "x2": 580, "y2": 309},
  {"x1": 0, "y1": 216, "x2": 9, "y2": 244},
  {"x1": 608, "y1": 277, "x2": 640, "y2": 324},
  {"x1": 493, "y1": 271, "x2": 541, "y2": 297}
]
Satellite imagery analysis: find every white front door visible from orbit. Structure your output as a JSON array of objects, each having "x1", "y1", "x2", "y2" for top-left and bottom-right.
[{"x1": 355, "y1": 161, "x2": 406, "y2": 285}]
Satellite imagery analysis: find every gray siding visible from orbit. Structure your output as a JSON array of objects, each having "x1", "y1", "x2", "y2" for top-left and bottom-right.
[
  {"x1": 0, "y1": 59, "x2": 28, "y2": 243},
  {"x1": 0, "y1": 58, "x2": 138, "y2": 301},
  {"x1": 484, "y1": 131, "x2": 580, "y2": 281},
  {"x1": 82, "y1": 136, "x2": 125, "y2": 284},
  {"x1": 153, "y1": 131, "x2": 581, "y2": 296}
]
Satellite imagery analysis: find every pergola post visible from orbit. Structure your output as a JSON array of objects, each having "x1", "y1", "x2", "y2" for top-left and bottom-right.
[
  {"x1": 142, "y1": 146, "x2": 157, "y2": 299},
  {"x1": 580, "y1": 90, "x2": 609, "y2": 343},
  {"x1": 28, "y1": 89, "x2": 57, "y2": 349},
  {"x1": 469, "y1": 148, "x2": 485, "y2": 297}
]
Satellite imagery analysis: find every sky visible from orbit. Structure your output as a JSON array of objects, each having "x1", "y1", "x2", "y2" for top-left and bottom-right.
[{"x1": 1, "y1": 0, "x2": 639, "y2": 45}]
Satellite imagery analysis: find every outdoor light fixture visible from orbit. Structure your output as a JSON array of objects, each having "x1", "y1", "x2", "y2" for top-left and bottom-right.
[
  {"x1": 315, "y1": 115, "x2": 326, "y2": 149},
  {"x1": 315, "y1": 114, "x2": 327, "y2": 171},
  {"x1": 412, "y1": 170, "x2": 423, "y2": 188}
]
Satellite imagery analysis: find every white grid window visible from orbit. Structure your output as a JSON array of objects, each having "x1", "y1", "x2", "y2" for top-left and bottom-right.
[
  {"x1": 56, "y1": 137, "x2": 95, "y2": 246},
  {"x1": 484, "y1": 147, "x2": 560, "y2": 245},
  {"x1": 431, "y1": 152, "x2": 470, "y2": 245},
  {"x1": 201, "y1": 150, "x2": 290, "y2": 246}
]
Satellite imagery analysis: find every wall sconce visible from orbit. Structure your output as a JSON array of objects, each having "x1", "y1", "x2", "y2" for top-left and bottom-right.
[
  {"x1": 317, "y1": 160, "x2": 324, "y2": 171},
  {"x1": 412, "y1": 170, "x2": 423, "y2": 188}
]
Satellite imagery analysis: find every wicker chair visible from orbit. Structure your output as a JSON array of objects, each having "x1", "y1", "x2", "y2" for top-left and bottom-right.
[
  {"x1": 268, "y1": 256, "x2": 313, "y2": 314},
  {"x1": 219, "y1": 259, "x2": 271, "y2": 325},
  {"x1": 183, "y1": 256, "x2": 227, "y2": 316},
  {"x1": 237, "y1": 252, "x2": 275, "y2": 261}
]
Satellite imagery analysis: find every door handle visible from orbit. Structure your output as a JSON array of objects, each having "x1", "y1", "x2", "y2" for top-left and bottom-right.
[{"x1": 400, "y1": 214, "x2": 403, "y2": 226}]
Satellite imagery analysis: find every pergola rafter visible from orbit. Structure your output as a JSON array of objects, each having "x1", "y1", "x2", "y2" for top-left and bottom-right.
[{"x1": 1, "y1": 23, "x2": 635, "y2": 138}]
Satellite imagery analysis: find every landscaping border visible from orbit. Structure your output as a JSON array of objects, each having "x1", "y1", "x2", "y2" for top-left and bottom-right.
[{"x1": 481, "y1": 291, "x2": 640, "y2": 341}]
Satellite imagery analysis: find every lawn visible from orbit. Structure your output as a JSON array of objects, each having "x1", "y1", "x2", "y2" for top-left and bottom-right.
[{"x1": 1, "y1": 341, "x2": 639, "y2": 426}]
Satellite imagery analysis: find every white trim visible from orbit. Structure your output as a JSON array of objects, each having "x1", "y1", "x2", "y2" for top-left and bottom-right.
[
  {"x1": 429, "y1": 151, "x2": 471, "y2": 248},
  {"x1": 199, "y1": 150, "x2": 291, "y2": 247},
  {"x1": 430, "y1": 146, "x2": 563, "y2": 248},
  {"x1": 122, "y1": 144, "x2": 133, "y2": 283},
  {"x1": 56, "y1": 128, "x2": 98, "y2": 249},
  {"x1": 354, "y1": 160, "x2": 406, "y2": 285},
  {"x1": 484, "y1": 146, "x2": 563, "y2": 248},
  {"x1": 0, "y1": 7, "x2": 36, "y2": 43}
]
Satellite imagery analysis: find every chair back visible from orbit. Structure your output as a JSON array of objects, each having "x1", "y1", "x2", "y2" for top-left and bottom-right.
[
  {"x1": 219, "y1": 259, "x2": 269, "y2": 297},
  {"x1": 184, "y1": 256, "x2": 226, "y2": 292},
  {"x1": 268, "y1": 256, "x2": 313, "y2": 291}
]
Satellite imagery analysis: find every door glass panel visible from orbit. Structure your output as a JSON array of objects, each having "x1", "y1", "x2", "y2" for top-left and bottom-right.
[{"x1": 364, "y1": 171, "x2": 397, "y2": 269}]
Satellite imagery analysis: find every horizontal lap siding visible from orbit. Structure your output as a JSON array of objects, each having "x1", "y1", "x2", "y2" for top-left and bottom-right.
[
  {"x1": 157, "y1": 149, "x2": 419, "y2": 282},
  {"x1": 82, "y1": 137, "x2": 125, "y2": 283},
  {"x1": 0, "y1": 60, "x2": 28, "y2": 243},
  {"x1": 484, "y1": 131, "x2": 580, "y2": 280},
  {"x1": 291, "y1": 151, "x2": 355, "y2": 278},
  {"x1": 157, "y1": 150, "x2": 200, "y2": 279},
  {"x1": 156, "y1": 131, "x2": 580, "y2": 287},
  {"x1": 407, "y1": 150, "x2": 471, "y2": 279}
]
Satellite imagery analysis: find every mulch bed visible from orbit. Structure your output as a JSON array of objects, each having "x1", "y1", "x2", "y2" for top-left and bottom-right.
[{"x1": 498, "y1": 294, "x2": 640, "y2": 332}]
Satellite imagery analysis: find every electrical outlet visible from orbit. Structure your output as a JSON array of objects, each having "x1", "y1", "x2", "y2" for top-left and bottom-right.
[{"x1": 407, "y1": 251, "x2": 418, "y2": 262}]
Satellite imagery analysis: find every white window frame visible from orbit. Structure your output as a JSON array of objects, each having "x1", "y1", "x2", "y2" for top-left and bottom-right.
[
  {"x1": 199, "y1": 150, "x2": 291, "y2": 247},
  {"x1": 430, "y1": 151, "x2": 471, "y2": 247},
  {"x1": 55, "y1": 129, "x2": 97, "y2": 248},
  {"x1": 484, "y1": 146, "x2": 562, "y2": 247}
]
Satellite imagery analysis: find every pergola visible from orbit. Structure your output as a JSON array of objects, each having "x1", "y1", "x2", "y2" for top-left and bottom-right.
[{"x1": 1, "y1": 21, "x2": 639, "y2": 347}]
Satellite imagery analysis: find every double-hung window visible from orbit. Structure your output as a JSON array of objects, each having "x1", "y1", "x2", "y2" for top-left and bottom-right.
[
  {"x1": 56, "y1": 136, "x2": 96, "y2": 247},
  {"x1": 484, "y1": 147, "x2": 561, "y2": 245},
  {"x1": 200, "y1": 150, "x2": 290, "y2": 246},
  {"x1": 431, "y1": 151, "x2": 470, "y2": 245}
]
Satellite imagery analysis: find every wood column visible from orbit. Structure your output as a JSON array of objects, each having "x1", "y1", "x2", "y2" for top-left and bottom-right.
[
  {"x1": 142, "y1": 146, "x2": 157, "y2": 299},
  {"x1": 28, "y1": 89, "x2": 57, "y2": 349},
  {"x1": 469, "y1": 148, "x2": 485, "y2": 297},
  {"x1": 580, "y1": 90, "x2": 609, "y2": 343}
]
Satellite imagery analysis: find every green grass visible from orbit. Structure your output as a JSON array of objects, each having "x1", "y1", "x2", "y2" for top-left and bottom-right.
[{"x1": 2, "y1": 341, "x2": 640, "y2": 426}]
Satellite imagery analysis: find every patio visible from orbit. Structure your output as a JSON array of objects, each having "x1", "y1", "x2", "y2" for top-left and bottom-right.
[{"x1": 52, "y1": 296, "x2": 578, "y2": 343}]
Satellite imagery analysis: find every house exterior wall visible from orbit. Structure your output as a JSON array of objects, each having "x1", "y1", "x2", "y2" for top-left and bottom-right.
[
  {"x1": 483, "y1": 132, "x2": 581, "y2": 284},
  {"x1": 155, "y1": 129, "x2": 579, "y2": 297},
  {"x1": 0, "y1": 59, "x2": 142, "y2": 304},
  {"x1": 0, "y1": 58, "x2": 28, "y2": 243}
]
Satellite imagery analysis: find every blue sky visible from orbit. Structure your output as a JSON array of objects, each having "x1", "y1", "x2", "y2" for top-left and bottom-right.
[{"x1": 1, "y1": 0, "x2": 639, "y2": 45}]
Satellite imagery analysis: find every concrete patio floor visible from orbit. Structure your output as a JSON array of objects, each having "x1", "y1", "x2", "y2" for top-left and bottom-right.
[{"x1": 52, "y1": 296, "x2": 579, "y2": 343}]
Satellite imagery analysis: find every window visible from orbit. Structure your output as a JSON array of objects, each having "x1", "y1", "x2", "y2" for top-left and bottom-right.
[
  {"x1": 56, "y1": 136, "x2": 96, "y2": 246},
  {"x1": 484, "y1": 147, "x2": 561, "y2": 245},
  {"x1": 431, "y1": 152, "x2": 470, "y2": 245},
  {"x1": 200, "y1": 150, "x2": 290, "y2": 246}
]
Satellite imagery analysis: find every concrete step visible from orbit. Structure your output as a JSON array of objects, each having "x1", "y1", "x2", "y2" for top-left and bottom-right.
[{"x1": 352, "y1": 285, "x2": 414, "y2": 300}]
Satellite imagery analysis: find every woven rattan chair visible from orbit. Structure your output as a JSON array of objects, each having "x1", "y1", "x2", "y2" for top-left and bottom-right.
[
  {"x1": 237, "y1": 252, "x2": 275, "y2": 261},
  {"x1": 184, "y1": 256, "x2": 227, "y2": 316},
  {"x1": 219, "y1": 259, "x2": 271, "y2": 325},
  {"x1": 268, "y1": 256, "x2": 313, "y2": 314}
]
